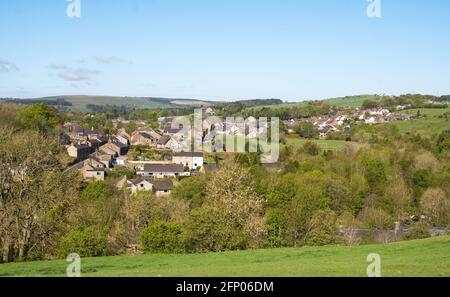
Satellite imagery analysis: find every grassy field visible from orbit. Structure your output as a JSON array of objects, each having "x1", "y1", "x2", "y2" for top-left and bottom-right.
[
  {"x1": 391, "y1": 107, "x2": 449, "y2": 135},
  {"x1": 285, "y1": 135, "x2": 351, "y2": 151},
  {"x1": 245, "y1": 95, "x2": 379, "y2": 111},
  {"x1": 0, "y1": 236, "x2": 449, "y2": 277}
]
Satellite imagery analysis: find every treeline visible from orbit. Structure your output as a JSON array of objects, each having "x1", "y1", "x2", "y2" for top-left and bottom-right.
[
  {"x1": 1, "y1": 103, "x2": 449, "y2": 263},
  {"x1": 215, "y1": 99, "x2": 284, "y2": 116},
  {"x1": 362, "y1": 94, "x2": 449, "y2": 110},
  {"x1": 241, "y1": 101, "x2": 332, "y2": 120}
]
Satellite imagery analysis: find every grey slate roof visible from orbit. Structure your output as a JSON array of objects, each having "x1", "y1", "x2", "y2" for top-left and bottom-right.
[
  {"x1": 141, "y1": 164, "x2": 185, "y2": 173},
  {"x1": 157, "y1": 135, "x2": 172, "y2": 145},
  {"x1": 151, "y1": 180, "x2": 173, "y2": 191},
  {"x1": 173, "y1": 152, "x2": 203, "y2": 157}
]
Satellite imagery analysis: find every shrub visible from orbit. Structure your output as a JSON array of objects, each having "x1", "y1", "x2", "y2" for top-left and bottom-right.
[
  {"x1": 58, "y1": 227, "x2": 108, "y2": 258},
  {"x1": 140, "y1": 221, "x2": 185, "y2": 253},
  {"x1": 403, "y1": 221, "x2": 431, "y2": 240},
  {"x1": 306, "y1": 210, "x2": 338, "y2": 246}
]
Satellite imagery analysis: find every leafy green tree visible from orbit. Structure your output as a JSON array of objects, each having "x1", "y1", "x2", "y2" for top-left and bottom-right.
[
  {"x1": 58, "y1": 227, "x2": 108, "y2": 258},
  {"x1": 265, "y1": 208, "x2": 286, "y2": 248},
  {"x1": 140, "y1": 221, "x2": 185, "y2": 253},
  {"x1": 403, "y1": 221, "x2": 431, "y2": 240},
  {"x1": 305, "y1": 209, "x2": 338, "y2": 246},
  {"x1": 362, "y1": 99, "x2": 379, "y2": 109},
  {"x1": 184, "y1": 206, "x2": 247, "y2": 252},
  {"x1": 412, "y1": 169, "x2": 433, "y2": 204},
  {"x1": 295, "y1": 122, "x2": 319, "y2": 139},
  {"x1": 358, "y1": 207, "x2": 393, "y2": 229},
  {"x1": 16, "y1": 104, "x2": 60, "y2": 133},
  {"x1": 421, "y1": 188, "x2": 450, "y2": 227},
  {"x1": 171, "y1": 175, "x2": 207, "y2": 208}
]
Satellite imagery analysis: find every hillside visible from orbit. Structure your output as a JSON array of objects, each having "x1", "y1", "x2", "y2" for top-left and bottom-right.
[
  {"x1": 15, "y1": 95, "x2": 217, "y2": 111},
  {"x1": 1, "y1": 236, "x2": 449, "y2": 277}
]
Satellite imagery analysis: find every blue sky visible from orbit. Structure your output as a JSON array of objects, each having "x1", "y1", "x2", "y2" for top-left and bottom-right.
[{"x1": 1, "y1": 0, "x2": 450, "y2": 101}]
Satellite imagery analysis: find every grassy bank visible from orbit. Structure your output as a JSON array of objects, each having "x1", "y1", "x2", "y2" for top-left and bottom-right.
[{"x1": 1, "y1": 236, "x2": 449, "y2": 277}]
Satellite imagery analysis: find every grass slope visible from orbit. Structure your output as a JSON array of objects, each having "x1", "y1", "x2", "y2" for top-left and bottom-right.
[
  {"x1": 245, "y1": 95, "x2": 379, "y2": 111},
  {"x1": 1, "y1": 236, "x2": 449, "y2": 277}
]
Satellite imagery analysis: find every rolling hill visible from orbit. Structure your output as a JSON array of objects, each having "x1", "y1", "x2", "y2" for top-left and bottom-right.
[{"x1": 13, "y1": 95, "x2": 217, "y2": 111}]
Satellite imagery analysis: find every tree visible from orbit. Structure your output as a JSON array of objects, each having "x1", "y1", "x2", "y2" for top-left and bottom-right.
[
  {"x1": 378, "y1": 176, "x2": 412, "y2": 220},
  {"x1": 305, "y1": 209, "x2": 338, "y2": 246},
  {"x1": 358, "y1": 207, "x2": 393, "y2": 230},
  {"x1": 140, "y1": 221, "x2": 185, "y2": 253},
  {"x1": 185, "y1": 163, "x2": 266, "y2": 251},
  {"x1": 265, "y1": 208, "x2": 286, "y2": 248},
  {"x1": 171, "y1": 175, "x2": 206, "y2": 208},
  {"x1": 0, "y1": 129, "x2": 80, "y2": 262},
  {"x1": 412, "y1": 169, "x2": 433, "y2": 204},
  {"x1": 303, "y1": 141, "x2": 320, "y2": 156},
  {"x1": 16, "y1": 104, "x2": 60, "y2": 133},
  {"x1": 295, "y1": 122, "x2": 319, "y2": 139},
  {"x1": 403, "y1": 221, "x2": 431, "y2": 240},
  {"x1": 58, "y1": 227, "x2": 108, "y2": 258},
  {"x1": 421, "y1": 188, "x2": 450, "y2": 227},
  {"x1": 362, "y1": 100, "x2": 379, "y2": 109},
  {"x1": 184, "y1": 206, "x2": 247, "y2": 252}
]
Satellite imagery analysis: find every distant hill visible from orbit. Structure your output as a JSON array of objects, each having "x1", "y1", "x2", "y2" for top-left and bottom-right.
[{"x1": 7, "y1": 95, "x2": 219, "y2": 111}]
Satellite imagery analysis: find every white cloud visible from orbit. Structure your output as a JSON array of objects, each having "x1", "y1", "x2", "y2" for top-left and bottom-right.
[
  {"x1": 48, "y1": 63, "x2": 69, "y2": 70},
  {"x1": 0, "y1": 58, "x2": 19, "y2": 72},
  {"x1": 58, "y1": 68, "x2": 101, "y2": 81},
  {"x1": 93, "y1": 56, "x2": 124, "y2": 64}
]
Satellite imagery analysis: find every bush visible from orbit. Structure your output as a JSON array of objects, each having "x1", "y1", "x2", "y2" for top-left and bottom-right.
[
  {"x1": 306, "y1": 210, "x2": 338, "y2": 246},
  {"x1": 303, "y1": 141, "x2": 320, "y2": 156},
  {"x1": 403, "y1": 221, "x2": 431, "y2": 240},
  {"x1": 140, "y1": 221, "x2": 185, "y2": 253},
  {"x1": 58, "y1": 227, "x2": 108, "y2": 258}
]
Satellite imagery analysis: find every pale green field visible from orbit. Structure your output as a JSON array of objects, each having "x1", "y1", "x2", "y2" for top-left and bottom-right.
[
  {"x1": 285, "y1": 136, "x2": 350, "y2": 151},
  {"x1": 0, "y1": 236, "x2": 449, "y2": 277},
  {"x1": 246, "y1": 95, "x2": 379, "y2": 111},
  {"x1": 393, "y1": 107, "x2": 449, "y2": 135}
]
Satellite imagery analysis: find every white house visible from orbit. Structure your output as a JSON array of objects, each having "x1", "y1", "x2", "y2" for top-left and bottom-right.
[
  {"x1": 172, "y1": 152, "x2": 204, "y2": 170},
  {"x1": 137, "y1": 164, "x2": 189, "y2": 178}
]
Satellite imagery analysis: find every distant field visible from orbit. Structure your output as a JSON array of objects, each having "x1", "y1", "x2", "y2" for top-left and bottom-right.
[
  {"x1": 246, "y1": 95, "x2": 379, "y2": 111},
  {"x1": 285, "y1": 135, "x2": 351, "y2": 151},
  {"x1": 0, "y1": 236, "x2": 449, "y2": 277},
  {"x1": 392, "y1": 107, "x2": 449, "y2": 135},
  {"x1": 20, "y1": 96, "x2": 214, "y2": 112}
]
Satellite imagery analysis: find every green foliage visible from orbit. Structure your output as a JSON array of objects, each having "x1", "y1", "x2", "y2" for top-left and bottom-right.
[
  {"x1": 171, "y1": 175, "x2": 206, "y2": 208},
  {"x1": 16, "y1": 104, "x2": 60, "y2": 133},
  {"x1": 265, "y1": 208, "x2": 286, "y2": 248},
  {"x1": 403, "y1": 222, "x2": 431, "y2": 240},
  {"x1": 412, "y1": 169, "x2": 433, "y2": 203},
  {"x1": 303, "y1": 141, "x2": 320, "y2": 156},
  {"x1": 185, "y1": 206, "x2": 248, "y2": 252},
  {"x1": 362, "y1": 99, "x2": 379, "y2": 109},
  {"x1": 295, "y1": 122, "x2": 319, "y2": 139},
  {"x1": 140, "y1": 221, "x2": 185, "y2": 253},
  {"x1": 306, "y1": 210, "x2": 339, "y2": 246},
  {"x1": 58, "y1": 227, "x2": 108, "y2": 258},
  {"x1": 358, "y1": 207, "x2": 393, "y2": 229}
]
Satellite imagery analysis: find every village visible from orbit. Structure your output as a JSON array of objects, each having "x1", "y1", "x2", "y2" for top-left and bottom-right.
[
  {"x1": 63, "y1": 102, "x2": 431, "y2": 196},
  {"x1": 284, "y1": 105, "x2": 417, "y2": 137}
]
